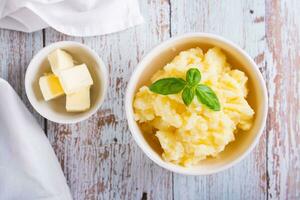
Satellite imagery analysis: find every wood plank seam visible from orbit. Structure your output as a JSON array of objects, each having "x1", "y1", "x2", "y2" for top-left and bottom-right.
[
  {"x1": 42, "y1": 28, "x2": 48, "y2": 136},
  {"x1": 168, "y1": 1, "x2": 176, "y2": 200}
]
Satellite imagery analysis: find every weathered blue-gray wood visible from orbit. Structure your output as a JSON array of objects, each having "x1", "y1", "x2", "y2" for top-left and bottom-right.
[
  {"x1": 0, "y1": 0, "x2": 299, "y2": 199},
  {"x1": 171, "y1": 0, "x2": 267, "y2": 199},
  {"x1": 0, "y1": 30, "x2": 44, "y2": 125},
  {"x1": 45, "y1": 0, "x2": 173, "y2": 199},
  {"x1": 265, "y1": 0, "x2": 300, "y2": 199}
]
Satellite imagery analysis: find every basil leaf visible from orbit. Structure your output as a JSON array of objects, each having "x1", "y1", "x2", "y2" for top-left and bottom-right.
[
  {"x1": 182, "y1": 87, "x2": 195, "y2": 106},
  {"x1": 186, "y1": 68, "x2": 201, "y2": 86},
  {"x1": 196, "y1": 84, "x2": 221, "y2": 111},
  {"x1": 149, "y1": 78, "x2": 186, "y2": 95}
]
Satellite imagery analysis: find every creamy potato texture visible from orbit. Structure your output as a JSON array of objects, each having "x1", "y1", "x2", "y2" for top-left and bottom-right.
[{"x1": 133, "y1": 47, "x2": 255, "y2": 166}]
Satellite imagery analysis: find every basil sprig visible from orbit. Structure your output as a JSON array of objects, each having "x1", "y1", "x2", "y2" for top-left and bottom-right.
[{"x1": 149, "y1": 68, "x2": 221, "y2": 111}]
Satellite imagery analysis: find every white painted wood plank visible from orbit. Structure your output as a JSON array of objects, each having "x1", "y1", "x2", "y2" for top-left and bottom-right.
[
  {"x1": 170, "y1": 0, "x2": 267, "y2": 199},
  {"x1": 45, "y1": 0, "x2": 173, "y2": 199},
  {"x1": 0, "y1": 0, "x2": 298, "y2": 199},
  {"x1": 0, "y1": 30, "x2": 44, "y2": 126},
  {"x1": 266, "y1": 0, "x2": 300, "y2": 199}
]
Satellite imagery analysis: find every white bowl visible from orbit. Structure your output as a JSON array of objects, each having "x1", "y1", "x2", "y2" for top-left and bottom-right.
[
  {"x1": 125, "y1": 33, "x2": 268, "y2": 175},
  {"x1": 25, "y1": 41, "x2": 108, "y2": 124}
]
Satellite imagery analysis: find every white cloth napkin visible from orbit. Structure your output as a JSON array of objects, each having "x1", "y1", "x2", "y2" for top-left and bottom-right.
[
  {"x1": 0, "y1": 0, "x2": 144, "y2": 36},
  {"x1": 0, "y1": 78, "x2": 72, "y2": 200}
]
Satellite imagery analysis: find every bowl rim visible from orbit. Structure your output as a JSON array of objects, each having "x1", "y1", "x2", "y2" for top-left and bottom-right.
[
  {"x1": 25, "y1": 41, "x2": 108, "y2": 124},
  {"x1": 125, "y1": 32, "x2": 268, "y2": 175}
]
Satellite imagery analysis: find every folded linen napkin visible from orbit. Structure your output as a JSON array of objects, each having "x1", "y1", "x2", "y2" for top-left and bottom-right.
[
  {"x1": 0, "y1": 78, "x2": 72, "y2": 200},
  {"x1": 0, "y1": 0, "x2": 144, "y2": 36}
]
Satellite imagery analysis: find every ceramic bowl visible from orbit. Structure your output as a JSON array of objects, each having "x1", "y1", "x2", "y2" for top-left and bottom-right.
[
  {"x1": 25, "y1": 41, "x2": 108, "y2": 124},
  {"x1": 125, "y1": 33, "x2": 268, "y2": 175}
]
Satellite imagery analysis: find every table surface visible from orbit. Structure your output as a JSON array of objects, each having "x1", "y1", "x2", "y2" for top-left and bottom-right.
[{"x1": 0, "y1": 0, "x2": 299, "y2": 199}]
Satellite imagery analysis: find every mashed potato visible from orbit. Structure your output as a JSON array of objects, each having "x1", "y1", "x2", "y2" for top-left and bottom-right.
[{"x1": 133, "y1": 47, "x2": 254, "y2": 166}]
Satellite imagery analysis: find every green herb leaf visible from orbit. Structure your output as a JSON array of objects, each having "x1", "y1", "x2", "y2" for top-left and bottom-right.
[
  {"x1": 182, "y1": 87, "x2": 195, "y2": 106},
  {"x1": 148, "y1": 68, "x2": 220, "y2": 112},
  {"x1": 149, "y1": 78, "x2": 186, "y2": 95},
  {"x1": 186, "y1": 68, "x2": 201, "y2": 86},
  {"x1": 196, "y1": 84, "x2": 221, "y2": 111}
]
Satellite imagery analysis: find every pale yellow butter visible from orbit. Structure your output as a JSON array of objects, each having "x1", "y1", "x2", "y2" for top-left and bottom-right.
[
  {"x1": 40, "y1": 49, "x2": 94, "y2": 113},
  {"x1": 58, "y1": 64, "x2": 93, "y2": 94},
  {"x1": 39, "y1": 74, "x2": 64, "y2": 101},
  {"x1": 48, "y1": 49, "x2": 74, "y2": 76},
  {"x1": 66, "y1": 87, "x2": 90, "y2": 112}
]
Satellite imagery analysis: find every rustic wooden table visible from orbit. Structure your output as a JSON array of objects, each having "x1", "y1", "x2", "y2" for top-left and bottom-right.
[{"x1": 0, "y1": 0, "x2": 299, "y2": 199}]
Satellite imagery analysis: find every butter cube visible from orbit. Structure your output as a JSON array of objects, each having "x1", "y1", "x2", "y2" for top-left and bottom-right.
[
  {"x1": 66, "y1": 87, "x2": 90, "y2": 112},
  {"x1": 48, "y1": 49, "x2": 74, "y2": 75},
  {"x1": 58, "y1": 64, "x2": 93, "y2": 94},
  {"x1": 39, "y1": 74, "x2": 64, "y2": 101}
]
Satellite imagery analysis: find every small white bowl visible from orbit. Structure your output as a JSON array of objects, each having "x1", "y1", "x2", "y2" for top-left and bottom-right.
[
  {"x1": 25, "y1": 41, "x2": 108, "y2": 124},
  {"x1": 125, "y1": 33, "x2": 268, "y2": 175}
]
